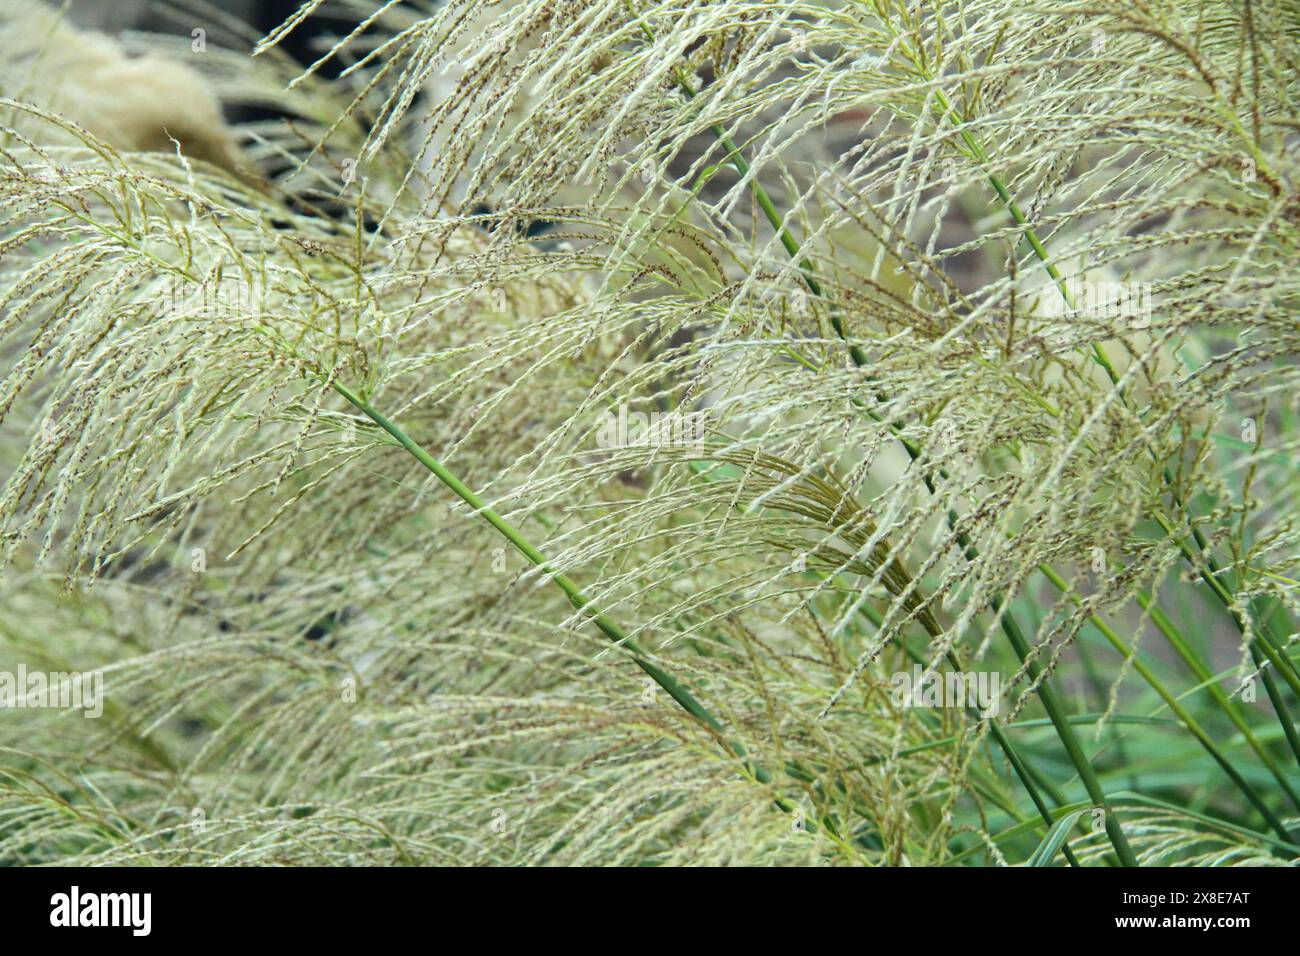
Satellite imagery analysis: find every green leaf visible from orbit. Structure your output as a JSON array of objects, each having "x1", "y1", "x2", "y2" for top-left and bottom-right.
[{"x1": 1028, "y1": 809, "x2": 1091, "y2": 866}]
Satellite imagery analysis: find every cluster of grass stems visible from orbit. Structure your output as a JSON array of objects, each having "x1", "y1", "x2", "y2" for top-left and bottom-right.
[{"x1": 0, "y1": 0, "x2": 1297, "y2": 865}]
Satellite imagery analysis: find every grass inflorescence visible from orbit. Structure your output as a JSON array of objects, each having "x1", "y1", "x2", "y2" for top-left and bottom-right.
[{"x1": 0, "y1": 0, "x2": 1297, "y2": 866}]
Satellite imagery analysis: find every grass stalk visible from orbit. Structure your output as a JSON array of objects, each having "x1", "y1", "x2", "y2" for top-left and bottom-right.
[
  {"x1": 331, "y1": 382, "x2": 727, "y2": 725},
  {"x1": 633, "y1": 22, "x2": 1136, "y2": 862},
  {"x1": 1039, "y1": 566, "x2": 1294, "y2": 846},
  {"x1": 932, "y1": 83, "x2": 1300, "y2": 718},
  {"x1": 330, "y1": 382, "x2": 867, "y2": 847},
  {"x1": 1135, "y1": 591, "x2": 1300, "y2": 812}
]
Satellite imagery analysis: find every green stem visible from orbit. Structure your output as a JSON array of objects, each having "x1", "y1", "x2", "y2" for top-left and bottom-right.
[
  {"x1": 331, "y1": 382, "x2": 861, "y2": 847},
  {"x1": 872, "y1": 408, "x2": 1292, "y2": 848},
  {"x1": 332, "y1": 382, "x2": 722, "y2": 726},
  {"x1": 937, "y1": 87, "x2": 1300, "y2": 716},
  {"x1": 901, "y1": 636, "x2": 1081, "y2": 865},
  {"x1": 986, "y1": 594, "x2": 1138, "y2": 865},
  {"x1": 1136, "y1": 591, "x2": 1300, "y2": 812},
  {"x1": 1040, "y1": 567, "x2": 1294, "y2": 846},
  {"x1": 634, "y1": 18, "x2": 1131, "y2": 861}
]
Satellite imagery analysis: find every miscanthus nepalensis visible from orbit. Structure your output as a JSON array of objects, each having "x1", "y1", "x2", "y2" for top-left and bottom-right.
[{"x1": 0, "y1": 0, "x2": 1297, "y2": 866}]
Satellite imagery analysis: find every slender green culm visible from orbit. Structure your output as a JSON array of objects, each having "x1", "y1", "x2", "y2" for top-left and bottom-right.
[
  {"x1": 641, "y1": 18, "x2": 1136, "y2": 861},
  {"x1": 332, "y1": 382, "x2": 720, "y2": 727},
  {"x1": 330, "y1": 381, "x2": 860, "y2": 845}
]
